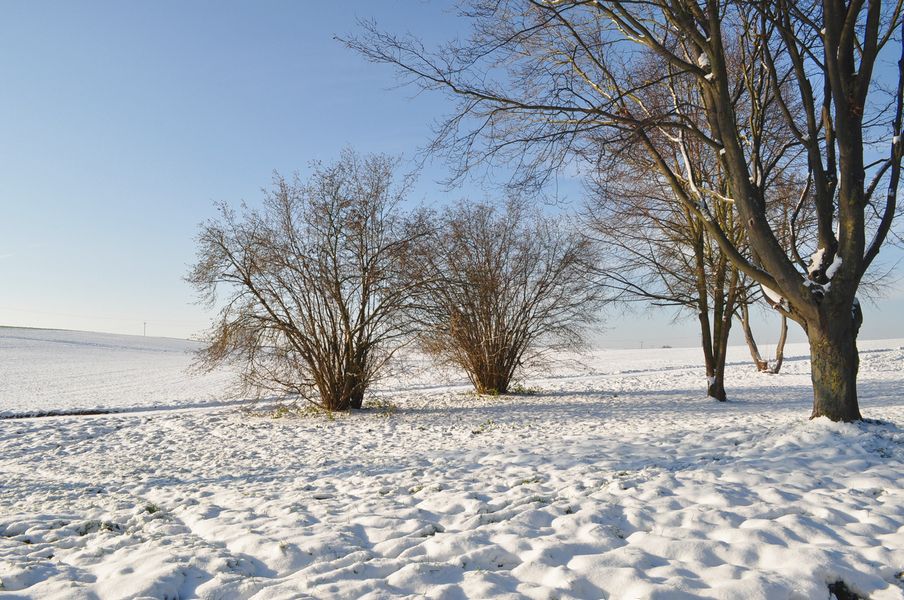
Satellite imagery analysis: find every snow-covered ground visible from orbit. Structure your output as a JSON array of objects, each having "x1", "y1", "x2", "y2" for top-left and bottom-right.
[
  {"x1": 1, "y1": 328, "x2": 903, "y2": 599},
  {"x1": 0, "y1": 327, "x2": 237, "y2": 417}
]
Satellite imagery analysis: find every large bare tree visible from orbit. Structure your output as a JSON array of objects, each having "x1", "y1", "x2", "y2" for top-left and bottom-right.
[
  {"x1": 404, "y1": 199, "x2": 604, "y2": 394},
  {"x1": 346, "y1": 0, "x2": 904, "y2": 421},
  {"x1": 188, "y1": 150, "x2": 422, "y2": 411}
]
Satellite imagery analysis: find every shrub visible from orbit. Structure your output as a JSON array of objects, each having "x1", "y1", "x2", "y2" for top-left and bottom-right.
[
  {"x1": 404, "y1": 199, "x2": 603, "y2": 394},
  {"x1": 188, "y1": 150, "x2": 423, "y2": 411}
]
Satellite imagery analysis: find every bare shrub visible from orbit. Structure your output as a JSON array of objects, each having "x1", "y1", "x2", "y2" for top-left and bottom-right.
[
  {"x1": 188, "y1": 150, "x2": 421, "y2": 411},
  {"x1": 404, "y1": 199, "x2": 603, "y2": 395}
]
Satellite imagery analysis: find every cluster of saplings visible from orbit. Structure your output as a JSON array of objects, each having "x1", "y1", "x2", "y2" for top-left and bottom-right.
[{"x1": 188, "y1": 150, "x2": 604, "y2": 411}]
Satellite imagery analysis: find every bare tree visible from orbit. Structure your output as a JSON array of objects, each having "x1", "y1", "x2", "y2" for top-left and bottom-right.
[
  {"x1": 345, "y1": 0, "x2": 904, "y2": 421},
  {"x1": 586, "y1": 156, "x2": 743, "y2": 401},
  {"x1": 584, "y1": 37, "x2": 804, "y2": 394},
  {"x1": 404, "y1": 199, "x2": 604, "y2": 394},
  {"x1": 187, "y1": 150, "x2": 422, "y2": 411}
]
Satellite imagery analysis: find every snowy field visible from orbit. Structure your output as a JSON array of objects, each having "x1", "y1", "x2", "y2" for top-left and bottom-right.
[
  {"x1": 1, "y1": 328, "x2": 903, "y2": 599},
  {"x1": 0, "y1": 327, "x2": 236, "y2": 417}
]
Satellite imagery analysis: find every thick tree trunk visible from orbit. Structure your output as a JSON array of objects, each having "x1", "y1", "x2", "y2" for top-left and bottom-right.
[
  {"x1": 707, "y1": 374, "x2": 726, "y2": 402},
  {"x1": 715, "y1": 331, "x2": 730, "y2": 400},
  {"x1": 697, "y1": 290, "x2": 724, "y2": 400},
  {"x1": 707, "y1": 265, "x2": 737, "y2": 402},
  {"x1": 702, "y1": 309, "x2": 729, "y2": 402},
  {"x1": 708, "y1": 314, "x2": 731, "y2": 402},
  {"x1": 807, "y1": 318, "x2": 861, "y2": 422},
  {"x1": 700, "y1": 319, "x2": 726, "y2": 401}
]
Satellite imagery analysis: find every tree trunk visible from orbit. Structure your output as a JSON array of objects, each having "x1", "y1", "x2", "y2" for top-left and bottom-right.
[
  {"x1": 707, "y1": 374, "x2": 726, "y2": 402},
  {"x1": 740, "y1": 303, "x2": 770, "y2": 372},
  {"x1": 320, "y1": 390, "x2": 349, "y2": 412},
  {"x1": 697, "y1": 292, "x2": 725, "y2": 401},
  {"x1": 770, "y1": 315, "x2": 788, "y2": 374},
  {"x1": 702, "y1": 309, "x2": 728, "y2": 401},
  {"x1": 700, "y1": 319, "x2": 726, "y2": 401},
  {"x1": 346, "y1": 372, "x2": 366, "y2": 409},
  {"x1": 343, "y1": 351, "x2": 369, "y2": 409},
  {"x1": 474, "y1": 369, "x2": 511, "y2": 395},
  {"x1": 706, "y1": 263, "x2": 737, "y2": 402},
  {"x1": 316, "y1": 372, "x2": 364, "y2": 411},
  {"x1": 466, "y1": 346, "x2": 518, "y2": 395},
  {"x1": 711, "y1": 325, "x2": 731, "y2": 402},
  {"x1": 808, "y1": 317, "x2": 861, "y2": 422}
]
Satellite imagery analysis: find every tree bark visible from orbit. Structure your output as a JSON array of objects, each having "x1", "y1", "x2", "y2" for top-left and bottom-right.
[
  {"x1": 740, "y1": 303, "x2": 770, "y2": 372},
  {"x1": 348, "y1": 371, "x2": 365, "y2": 409},
  {"x1": 707, "y1": 368, "x2": 727, "y2": 401},
  {"x1": 701, "y1": 308, "x2": 729, "y2": 402},
  {"x1": 699, "y1": 310, "x2": 726, "y2": 401},
  {"x1": 771, "y1": 315, "x2": 787, "y2": 374},
  {"x1": 474, "y1": 369, "x2": 511, "y2": 395},
  {"x1": 712, "y1": 318, "x2": 731, "y2": 402},
  {"x1": 808, "y1": 316, "x2": 862, "y2": 422}
]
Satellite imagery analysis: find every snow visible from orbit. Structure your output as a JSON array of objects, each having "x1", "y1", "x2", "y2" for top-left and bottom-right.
[
  {"x1": 805, "y1": 250, "x2": 842, "y2": 290},
  {"x1": 2, "y1": 328, "x2": 904, "y2": 599},
  {"x1": 809, "y1": 248, "x2": 827, "y2": 277},
  {"x1": 0, "y1": 327, "x2": 237, "y2": 417},
  {"x1": 827, "y1": 255, "x2": 843, "y2": 279},
  {"x1": 760, "y1": 283, "x2": 784, "y2": 306}
]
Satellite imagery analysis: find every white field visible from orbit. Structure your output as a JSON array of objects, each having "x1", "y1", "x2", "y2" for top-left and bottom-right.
[
  {"x1": 1, "y1": 327, "x2": 903, "y2": 599},
  {"x1": 0, "y1": 327, "x2": 237, "y2": 417}
]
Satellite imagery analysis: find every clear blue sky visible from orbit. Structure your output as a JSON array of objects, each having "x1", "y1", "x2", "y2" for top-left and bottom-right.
[{"x1": 1, "y1": 1, "x2": 902, "y2": 348}]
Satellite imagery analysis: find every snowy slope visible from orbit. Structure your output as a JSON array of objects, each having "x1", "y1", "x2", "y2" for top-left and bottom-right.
[
  {"x1": 0, "y1": 327, "x2": 237, "y2": 417},
  {"x1": 1, "y1": 331, "x2": 903, "y2": 598}
]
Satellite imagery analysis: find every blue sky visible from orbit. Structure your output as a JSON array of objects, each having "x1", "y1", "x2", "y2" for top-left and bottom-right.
[{"x1": 1, "y1": 1, "x2": 902, "y2": 348}]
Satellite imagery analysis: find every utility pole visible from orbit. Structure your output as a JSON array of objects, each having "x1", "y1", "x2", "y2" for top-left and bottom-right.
[{"x1": 143, "y1": 322, "x2": 147, "y2": 337}]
